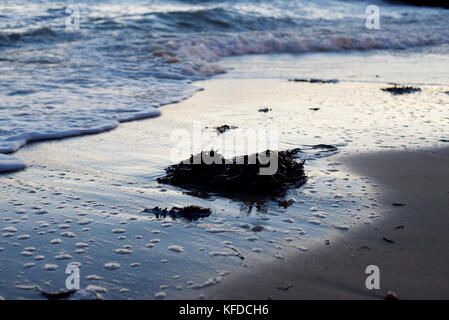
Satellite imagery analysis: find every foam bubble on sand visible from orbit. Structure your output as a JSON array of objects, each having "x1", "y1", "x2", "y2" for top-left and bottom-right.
[
  {"x1": 114, "y1": 248, "x2": 133, "y2": 254},
  {"x1": 189, "y1": 276, "x2": 223, "y2": 289},
  {"x1": 21, "y1": 250, "x2": 33, "y2": 256},
  {"x1": 86, "y1": 285, "x2": 108, "y2": 293},
  {"x1": 78, "y1": 219, "x2": 92, "y2": 225},
  {"x1": 104, "y1": 262, "x2": 120, "y2": 270},
  {"x1": 209, "y1": 250, "x2": 237, "y2": 257},
  {"x1": 50, "y1": 238, "x2": 62, "y2": 244},
  {"x1": 168, "y1": 245, "x2": 184, "y2": 253},
  {"x1": 2, "y1": 226, "x2": 17, "y2": 233},
  {"x1": 0, "y1": 154, "x2": 26, "y2": 173},
  {"x1": 334, "y1": 224, "x2": 350, "y2": 231},
  {"x1": 154, "y1": 292, "x2": 166, "y2": 299},
  {"x1": 60, "y1": 231, "x2": 76, "y2": 238},
  {"x1": 55, "y1": 253, "x2": 73, "y2": 260},
  {"x1": 15, "y1": 284, "x2": 37, "y2": 291},
  {"x1": 44, "y1": 264, "x2": 58, "y2": 270},
  {"x1": 112, "y1": 228, "x2": 126, "y2": 234},
  {"x1": 75, "y1": 242, "x2": 89, "y2": 248}
]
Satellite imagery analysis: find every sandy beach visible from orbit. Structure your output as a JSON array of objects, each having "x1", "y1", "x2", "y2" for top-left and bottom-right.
[
  {"x1": 1, "y1": 65, "x2": 448, "y2": 299},
  {"x1": 204, "y1": 147, "x2": 449, "y2": 300}
]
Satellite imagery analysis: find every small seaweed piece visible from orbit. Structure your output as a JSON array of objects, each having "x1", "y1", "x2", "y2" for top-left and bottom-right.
[
  {"x1": 392, "y1": 203, "x2": 407, "y2": 206},
  {"x1": 258, "y1": 107, "x2": 272, "y2": 113},
  {"x1": 383, "y1": 237, "x2": 395, "y2": 244},
  {"x1": 381, "y1": 85, "x2": 421, "y2": 95},
  {"x1": 143, "y1": 205, "x2": 211, "y2": 221},
  {"x1": 289, "y1": 78, "x2": 338, "y2": 84},
  {"x1": 206, "y1": 125, "x2": 238, "y2": 134},
  {"x1": 309, "y1": 107, "x2": 320, "y2": 111}
]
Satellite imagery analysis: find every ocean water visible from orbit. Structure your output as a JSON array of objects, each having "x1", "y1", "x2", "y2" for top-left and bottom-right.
[{"x1": 1, "y1": 0, "x2": 449, "y2": 171}]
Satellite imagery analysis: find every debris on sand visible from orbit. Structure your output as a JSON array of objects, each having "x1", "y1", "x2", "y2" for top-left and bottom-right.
[
  {"x1": 309, "y1": 107, "x2": 320, "y2": 111},
  {"x1": 381, "y1": 85, "x2": 421, "y2": 95},
  {"x1": 143, "y1": 205, "x2": 211, "y2": 221},
  {"x1": 157, "y1": 149, "x2": 307, "y2": 195},
  {"x1": 40, "y1": 288, "x2": 77, "y2": 300},
  {"x1": 385, "y1": 291, "x2": 399, "y2": 300},
  {"x1": 258, "y1": 107, "x2": 272, "y2": 113},
  {"x1": 382, "y1": 237, "x2": 395, "y2": 244},
  {"x1": 278, "y1": 199, "x2": 295, "y2": 208},
  {"x1": 289, "y1": 78, "x2": 338, "y2": 84},
  {"x1": 392, "y1": 203, "x2": 407, "y2": 207},
  {"x1": 251, "y1": 225, "x2": 264, "y2": 232},
  {"x1": 206, "y1": 125, "x2": 238, "y2": 134},
  {"x1": 277, "y1": 283, "x2": 293, "y2": 291}
]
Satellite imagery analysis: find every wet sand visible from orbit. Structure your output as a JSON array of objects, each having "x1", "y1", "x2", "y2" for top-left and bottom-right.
[
  {"x1": 1, "y1": 74, "x2": 448, "y2": 299},
  {"x1": 204, "y1": 148, "x2": 449, "y2": 299}
]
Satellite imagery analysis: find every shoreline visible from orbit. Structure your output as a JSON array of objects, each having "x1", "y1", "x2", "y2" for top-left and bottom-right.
[
  {"x1": 1, "y1": 75, "x2": 448, "y2": 299},
  {"x1": 202, "y1": 147, "x2": 449, "y2": 299}
]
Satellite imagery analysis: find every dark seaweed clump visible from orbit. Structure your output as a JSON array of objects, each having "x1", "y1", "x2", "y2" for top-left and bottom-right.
[
  {"x1": 206, "y1": 124, "x2": 238, "y2": 134},
  {"x1": 381, "y1": 85, "x2": 421, "y2": 95},
  {"x1": 289, "y1": 78, "x2": 338, "y2": 84},
  {"x1": 143, "y1": 205, "x2": 211, "y2": 221},
  {"x1": 258, "y1": 107, "x2": 272, "y2": 113},
  {"x1": 157, "y1": 149, "x2": 307, "y2": 195}
]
